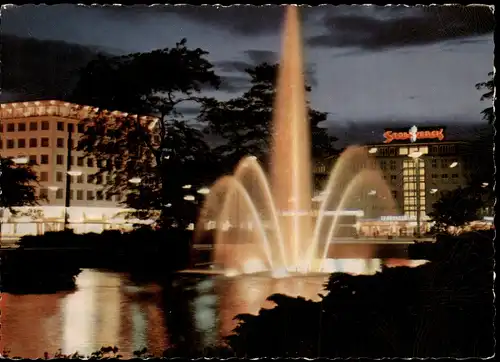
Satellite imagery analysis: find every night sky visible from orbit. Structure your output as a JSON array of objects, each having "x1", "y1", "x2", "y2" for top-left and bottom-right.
[{"x1": 1, "y1": 5, "x2": 495, "y2": 145}]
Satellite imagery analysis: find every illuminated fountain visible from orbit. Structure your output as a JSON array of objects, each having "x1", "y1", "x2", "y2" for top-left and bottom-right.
[{"x1": 194, "y1": 6, "x2": 397, "y2": 277}]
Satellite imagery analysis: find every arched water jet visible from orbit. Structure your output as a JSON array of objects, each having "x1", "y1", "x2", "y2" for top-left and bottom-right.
[
  {"x1": 320, "y1": 169, "x2": 398, "y2": 262},
  {"x1": 233, "y1": 156, "x2": 287, "y2": 269},
  {"x1": 215, "y1": 176, "x2": 275, "y2": 272},
  {"x1": 308, "y1": 146, "x2": 376, "y2": 263}
]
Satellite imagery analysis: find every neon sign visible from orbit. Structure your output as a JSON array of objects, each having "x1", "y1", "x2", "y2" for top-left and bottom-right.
[{"x1": 383, "y1": 127, "x2": 444, "y2": 144}]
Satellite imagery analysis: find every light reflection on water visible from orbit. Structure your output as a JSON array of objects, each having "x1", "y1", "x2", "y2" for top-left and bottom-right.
[{"x1": 1, "y1": 259, "x2": 427, "y2": 358}]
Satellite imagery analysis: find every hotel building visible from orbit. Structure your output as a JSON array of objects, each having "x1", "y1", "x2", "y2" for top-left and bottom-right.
[
  {"x1": 0, "y1": 100, "x2": 158, "y2": 237},
  {"x1": 313, "y1": 125, "x2": 489, "y2": 236}
]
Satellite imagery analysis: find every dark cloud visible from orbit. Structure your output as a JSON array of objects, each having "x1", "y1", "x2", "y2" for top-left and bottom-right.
[
  {"x1": 215, "y1": 48, "x2": 317, "y2": 92},
  {"x1": 308, "y1": 5, "x2": 494, "y2": 50},
  {"x1": 218, "y1": 75, "x2": 251, "y2": 93},
  {"x1": 245, "y1": 49, "x2": 278, "y2": 64},
  {"x1": 1, "y1": 35, "x2": 106, "y2": 101},
  {"x1": 214, "y1": 60, "x2": 251, "y2": 73},
  {"x1": 160, "y1": 5, "x2": 318, "y2": 37}
]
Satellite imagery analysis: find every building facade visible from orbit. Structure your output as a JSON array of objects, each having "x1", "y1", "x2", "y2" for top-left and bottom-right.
[
  {"x1": 312, "y1": 125, "x2": 484, "y2": 236},
  {"x1": 0, "y1": 100, "x2": 158, "y2": 237}
]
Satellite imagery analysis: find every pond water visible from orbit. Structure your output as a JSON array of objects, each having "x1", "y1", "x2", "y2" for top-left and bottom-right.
[{"x1": 1, "y1": 258, "x2": 427, "y2": 358}]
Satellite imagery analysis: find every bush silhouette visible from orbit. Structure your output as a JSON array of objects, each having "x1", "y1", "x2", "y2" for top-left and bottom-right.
[{"x1": 225, "y1": 231, "x2": 494, "y2": 358}]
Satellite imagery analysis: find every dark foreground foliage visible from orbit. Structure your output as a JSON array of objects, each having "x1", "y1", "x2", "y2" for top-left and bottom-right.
[
  {"x1": 0, "y1": 249, "x2": 81, "y2": 294},
  {"x1": 1, "y1": 228, "x2": 192, "y2": 293},
  {"x1": 226, "y1": 231, "x2": 494, "y2": 358}
]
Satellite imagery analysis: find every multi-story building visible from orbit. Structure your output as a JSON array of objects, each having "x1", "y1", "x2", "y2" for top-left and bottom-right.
[
  {"x1": 313, "y1": 125, "x2": 489, "y2": 236},
  {"x1": 0, "y1": 100, "x2": 158, "y2": 236}
]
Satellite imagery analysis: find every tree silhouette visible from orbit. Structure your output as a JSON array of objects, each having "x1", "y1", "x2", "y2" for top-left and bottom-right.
[
  {"x1": 428, "y1": 186, "x2": 485, "y2": 234},
  {"x1": 0, "y1": 157, "x2": 39, "y2": 211},
  {"x1": 72, "y1": 39, "x2": 221, "y2": 229},
  {"x1": 198, "y1": 62, "x2": 337, "y2": 171},
  {"x1": 475, "y1": 71, "x2": 494, "y2": 125}
]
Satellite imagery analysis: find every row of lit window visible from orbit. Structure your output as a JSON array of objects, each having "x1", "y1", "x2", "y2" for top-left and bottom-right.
[
  {"x1": 1, "y1": 137, "x2": 68, "y2": 149},
  {"x1": 403, "y1": 182, "x2": 426, "y2": 190},
  {"x1": 39, "y1": 188, "x2": 119, "y2": 202},
  {"x1": 0, "y1": 120, "x2": 83, "y2": 133},
  {"x1": 399, "y1": 146, "x2": 429, "y2": 156},
  {"x1": 37, "y1": 171, "x2": 111, "y2": 185},
  {"x1": 13, "y1": 154, "x2": 110, "y2": 169}
]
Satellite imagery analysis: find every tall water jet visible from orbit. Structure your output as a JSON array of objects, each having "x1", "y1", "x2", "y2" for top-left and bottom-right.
[
  {"x1": 193, "y1": 5, "x2": 401, "y2": 276},
  {"x1": 270, "y1": 5, "x2": 313, "y2": 270}
]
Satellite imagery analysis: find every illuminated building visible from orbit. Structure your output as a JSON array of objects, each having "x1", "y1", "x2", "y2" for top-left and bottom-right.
[
  {"x1": 0, "y1": 100, "x2": 158, "y2": 237},
  {"x1": 314, "y1": 125, "x2": 485, "y2": 236}
]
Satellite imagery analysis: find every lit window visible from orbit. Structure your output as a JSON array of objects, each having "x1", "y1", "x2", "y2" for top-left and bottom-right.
[
  {"x1": 419, "y1": 146, "x2": 429, "y2": 154},
  {"x1": 399, "y1": 147, "x2": 408, "y2": 155}
]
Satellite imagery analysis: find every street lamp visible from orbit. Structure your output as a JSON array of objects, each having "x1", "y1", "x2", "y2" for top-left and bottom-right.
[
  {"x1": 182, "y1": 184, "x2": 192, "y2": 189},
  {"x1": 368, "y1": 147, "x2": 378, "y2": 154},
  {"x1": 128, "y1": 177, "x2": 142, "y2": 184},
  {"x1": 449, "y1": 161, "x2": 458, "y2": 168},
  {"x1": 408, "y1": 151, "x2": 423, "y2": 238},
  {"x1": 197, "y1": 187, "x2": 210, "y2": 195}
]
